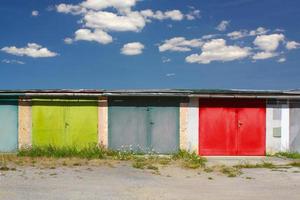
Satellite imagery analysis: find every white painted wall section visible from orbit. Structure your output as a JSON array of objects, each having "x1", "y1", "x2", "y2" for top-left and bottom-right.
[
  {"x1": 281, "y1": 103, "x2": 290, "y2": 151},
  {"x1": 187, "y1": 98, "x2": 199, "y2": 153},
  {"x1": 266, "y1": 104, "x2": 281, "y2": 153}
]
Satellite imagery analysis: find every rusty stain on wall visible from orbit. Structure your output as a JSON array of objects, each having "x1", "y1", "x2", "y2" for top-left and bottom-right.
[{"x1": 18, "y1": 100, "x2": 32, "y2": 148}]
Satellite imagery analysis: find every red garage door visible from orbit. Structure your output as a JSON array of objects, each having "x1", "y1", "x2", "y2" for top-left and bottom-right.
[{"x1": 199, "y1": 99, "x2": 266, "y2": 156}]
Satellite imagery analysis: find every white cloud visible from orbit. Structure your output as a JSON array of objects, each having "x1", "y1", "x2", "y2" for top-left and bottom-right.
[
  {"x1": 166, "y1": 73, "x2": 175, "y2": 77},
  {"x1": 84, "y1": 11, "x2": 146, "y2": 32},
  {"x1": 2, "y1": 59, "x2": 25, "y2": 65},
  {"x1": 31, "y1": 10, "x2": 39, "y2": 16},
  {"x1": 64, "y1": 37, "x2": 74, "y2": 44},
  {"x1": 252, "y1": 51, "x2": 277, "y2": 60},
  {"x1": 164, "y1": 10, "x2": 184, "y2": 21},
  {"x1": 216, "y1": 20, "x2": 230, "y2": 31},
  {"x1": 74, "y1": 29, "x2": 113, "y2": 44},
  {"x1": 185, "y1": 39, "x2": 251, "y2": 64},
  {"x1": 162, "y1": 57, "x2": 171, "y2": 63},
  {"x1": 121, "y1": 42, "x2": 144, "y2": 55},
  {"x1": 1, "y1": 43, "x2": 58, "y2": 58},
  {"x1": 253, "y1": 34, "x2": 284, "y2": 52},
  {"x1": 227, "y1": 30, "x2": 248, "y2": 40},
  {"x1": 56, "y1": 3, "x2": 86, "y2": 15},
  {"x1": 227, "y1": 27, "x2": 269, "y2": 40},
  {"x1": 249, "y1": 27, "x2": 268, "y2": 36},
  {"x1": 201, "y1": 34, "x2": 219, "y2": 40},
  {"x1": 80, "y1": 0, "x2": 137, "y2": 13},
  {"x1": 277, "y1": 57, "x2": 286, "y2": 63},
  {"x1": 186, "y1": 9, "x2": 200, "y2": 20},
  {"x1": 159, "y1": 37, "x2": 203, "y2": 52},
  {"x1": 56, "y1": 1, "x2": 191, "y2": 45},
  {"x1": 286, "y1": 41, "x2": 300, "y2": 50},
  {"x1": 140, "y1": 9, "x2": 184, "y2": 21}
]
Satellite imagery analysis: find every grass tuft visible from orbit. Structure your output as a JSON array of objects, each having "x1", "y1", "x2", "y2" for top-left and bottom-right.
[
  {"x1": 274, "y1": 152, "x2": 300, "y2": 159},
  {"x1": 234, "y1": 161, "x2": 275, "y2": 169},
  {"x1": 289, "y1": 162, "x2": 300, "y2": 167},
  {"x1": 172, "y1": 150, "x2": 207, "y2": 169}
]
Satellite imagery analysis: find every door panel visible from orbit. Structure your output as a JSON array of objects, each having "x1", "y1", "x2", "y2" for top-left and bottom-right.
[
  {"x1": 65, "y1": 102, "x2": 98, "y2": 148},
  {"x1": 0, "y1": 102, "x2": 18, "y2": 152},
  {"x1": 32, "y1": 102, "x2": 65, "y2": 147},
  {"x1": 199, "y1": 99, "x2": 237, "y2": 155},
  {"x1": 149, "y1": 106, "x2": 179, "y2": 154},
  {"x1": 108, "y1": 106, "x2": 148, "y2": 151},
  {"x1": 108, "y1": 97, "x2": 180, "y2": 153},
  {"x1": 199, "y1": 99, "x2": 266, "y2": 156},
  {"x1": 32, "y1": 100, "x2": 98, "y2": 148},
  {"x1": 237, "y1": 101, "x2": 266, "y2": 155}
]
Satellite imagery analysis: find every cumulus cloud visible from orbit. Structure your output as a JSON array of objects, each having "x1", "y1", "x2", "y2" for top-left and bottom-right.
[
  {"x1": 140, "y1": 9, "x2": 184, "y2": 21},
  {"x1": 286, "y1": 41, "x2": 300, "y2": 50},
  {"x1": 56, "y1": 4, "x2": 86, "y2": 15},
  {"x1": 2, "y1": 59, "x2": 25, "y2": 65},
  {"x1": 31, "y1": 10, "x2": 39, "y2": 16},
  {"x1": 166, "y1": 73, "x2": 175, "y2": 77},
  {"x1": 251, "y1": 33, "x2": 284, "y2": 60},
  {"x1": 216, "y1": 20, "x2": 230, "y2": 31},
  {"x1": 162, "y1": 57, "x2": 171, "y2": 63},
  {"x1": 84, "y1": 11, "x2": 146, "y2": 32},
  {"x1": 277, "y1": 57, "x2": 286, "y2": 63},
  {"x1": 80, "y1": 0, "x2": 137, "y2": 13},
  {"x1": 185, "y1": 39, "x2": 251, "y2": 64},
  {"x1": 227, "y1": 30, "x2": 248, "y2": 40},
  {"x1": 227, "y1": 27, "x2": 269, "y2": 40},
  {"x1": 252, "y1": 51, "x2": 277, "y2": 60},
  {"x1": 56, "y1": 1, "x2": 191, "y2": 45},
  {"x1": 1, "y1": 43, "x2": 58, "y2": 58},
  {"x1": 186, "y1": 9, "x2": 201, "y2": 20},
  {"x1": 74, "y1": 29, "x2": 113, "y2": 44},
  {"x1": 249, "y1": 27, "x2": 268, "y2": 36},
  {"x1": 64, "y1": 37, "x2": 73, "y2": 44},
  {"x1": 253, "y1": 34, "x2": 284, "y2": 52},
  {"x1": 121, "y1": 42, "x2": 144, "y2": 55},
  {"x1": 159, "y1": 37, "x2": 203, "y2": 52}
]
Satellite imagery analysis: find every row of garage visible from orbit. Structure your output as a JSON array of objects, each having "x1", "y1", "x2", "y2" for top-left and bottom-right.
[{"x1": 0, "y1": 89, "x2": 300, "y2": 155}]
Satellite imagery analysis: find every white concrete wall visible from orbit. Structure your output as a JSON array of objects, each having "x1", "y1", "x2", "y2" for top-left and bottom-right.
[
  {"x1": 281, "y1": 103, "x2": 290, "y2": 151},
  {"x1": 186, "y1": 98, "x2": 199, "y2": 153},
  {"x1": 266, "y1": 103, "x2": 282, "y2": 153},
  {"x1": 266, "y1": 100, "x2": 290, "y2": 153}
]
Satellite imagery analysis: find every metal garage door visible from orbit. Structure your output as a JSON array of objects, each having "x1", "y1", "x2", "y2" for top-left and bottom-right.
[
  {"x1": 32, "y1": 100, "x2": 98, "y2": 148},
  {"x1": 199, "y1": 99, "x2": 266, "y2": 156},
  {"x1": 0, "y1": 101, "x2": 18, "y2": 152},
  {"x1": 108, "y1": 97, "x2": 180, "y2": 154}
]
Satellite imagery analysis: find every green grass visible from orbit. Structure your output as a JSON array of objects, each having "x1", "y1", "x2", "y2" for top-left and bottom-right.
[
  {"x1": 17, "y1": 145, "x2": 143, "y2": 160},
  {"x1": 289, "y1": 162, "x2": 300, "y2": 167},
  {"x1": 274, "y1": 152, "x2": 300, "y2": 159},
  {"x1": 234, "y1": 161, "x2": 276, "y2": 169},
  {"x1": 17, "y1": 147, "x2": 207, "y2": 171},
  {"x1": 172, "y1": 150, "x2": 207, "y2": 169}
]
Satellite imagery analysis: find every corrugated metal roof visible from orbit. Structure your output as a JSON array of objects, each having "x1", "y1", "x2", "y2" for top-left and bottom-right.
[{"x1": 1, "y1": 89, "x2": 300, "y2": 99}]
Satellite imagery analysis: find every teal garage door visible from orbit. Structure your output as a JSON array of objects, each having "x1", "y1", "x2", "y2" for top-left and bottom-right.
[
  {"x1": 0, "y1": 101, "x2": 18, "y2": 152},
  {"x1": 108, "y1": 97, "x2": 180, "y2": 154}
]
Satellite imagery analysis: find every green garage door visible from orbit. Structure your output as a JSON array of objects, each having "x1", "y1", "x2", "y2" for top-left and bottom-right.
[
  {"x1": 32, "y1": 100, "x2": 98, "y2": 148},
  {"x1": 108, "y1": 97, "x2": 180, "y2": 154}
]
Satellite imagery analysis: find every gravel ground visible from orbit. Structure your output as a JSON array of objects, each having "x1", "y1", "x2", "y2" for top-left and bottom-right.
[{"x1": 0, "y1": 157, "x2": 299, "y2": 200}]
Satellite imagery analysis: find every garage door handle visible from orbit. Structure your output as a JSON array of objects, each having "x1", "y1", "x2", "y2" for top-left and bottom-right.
[{"x1": 238, "y1": 121, "x2": 243, "y2": 128}]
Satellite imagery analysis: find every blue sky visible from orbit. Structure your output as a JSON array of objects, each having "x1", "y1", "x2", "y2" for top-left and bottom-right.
[{"x1": 0, "y1": 0, "x2": 300, "y2": 90}]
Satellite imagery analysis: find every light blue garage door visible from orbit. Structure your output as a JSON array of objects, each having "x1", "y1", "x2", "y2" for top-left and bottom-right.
[{"x1": 0, "y1": 101, "x2": 18, "y2": 152}]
